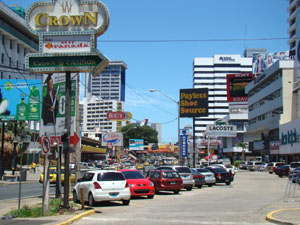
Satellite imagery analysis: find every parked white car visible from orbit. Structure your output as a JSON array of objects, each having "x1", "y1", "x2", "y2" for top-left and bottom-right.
[{"x1": 73, "y1": 170, "x2": 131, "y2": 206}]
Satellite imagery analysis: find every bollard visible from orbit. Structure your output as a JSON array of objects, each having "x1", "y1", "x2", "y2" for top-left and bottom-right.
[{"x1": 80, "y1": 188, "x2": 84, "y2": 209}]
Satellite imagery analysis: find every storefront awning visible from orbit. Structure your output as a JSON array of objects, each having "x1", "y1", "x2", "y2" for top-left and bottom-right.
[{"x1": 81, "y1": 145, "x2": 106, "y2": 154}]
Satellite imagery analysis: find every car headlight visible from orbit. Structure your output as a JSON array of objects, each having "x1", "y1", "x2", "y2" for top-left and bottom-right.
[
  {"x1": 129, "y1": 184, "x2": 134, "y2": 187},
  {"x1": 150, "y1": 182, "x2": 154, "y2": 187}
]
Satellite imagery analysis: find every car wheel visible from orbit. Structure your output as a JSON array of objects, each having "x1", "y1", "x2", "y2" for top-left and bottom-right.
[
  {"x1": 73, "y1": 191, "x2": 79, "y2": 203},
  {"x1": 186, "y1": 187, "x2": 192, "y2": 191},
  {"x1": 122, "y1": 200, "x2": 130, "y2": 205},
  {"x1": 147, "y1": 195, "x2": 154, "y2": 199},
  {"x1": 197, "y1": 185, "x2": 202, "y2": 189},
  {"x1": 155, "y1": 188, "x2": 159, "y2": 194},
  {"x1": 208, "y1": 184, "x2": 213, "y2": 187},
  {"x1": 173, "y1": 190, "x2": 179, "y2": 194},
  {"x1": 225, "y1": 182, "x2": 231, "y2": 185},
  {"x1": 88, "y1": 193, "x2": 96, "y2": 206},
  {"x1": 269, "y1": 172, "x2": 273, "y2": 174}
]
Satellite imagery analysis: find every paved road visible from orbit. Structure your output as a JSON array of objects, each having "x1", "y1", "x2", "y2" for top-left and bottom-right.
[
  {"x1": 0, "y1": 183, "x2": 56, "y2": 200},
  {"x1": 72, "y1": 170, "x2": 289, "y2": 225}
]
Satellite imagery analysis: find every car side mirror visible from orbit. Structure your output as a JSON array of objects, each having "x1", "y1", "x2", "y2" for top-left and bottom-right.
[{"x1": 77, "y1": 179, "x2": 81, "y2": 182}]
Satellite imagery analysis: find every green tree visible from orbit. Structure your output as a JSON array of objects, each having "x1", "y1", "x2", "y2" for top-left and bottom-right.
[
  {"x1": 121, "y1": 124, "x2": 158, "y2": 148},
  {"x1": 237, "y1": 142, "x2": 248, "y2": 161}
]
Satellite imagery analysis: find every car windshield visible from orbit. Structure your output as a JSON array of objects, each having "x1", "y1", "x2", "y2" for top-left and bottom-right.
[
  {"x1": 197, "y1": 168, "x2": 210, "y2": 173},
  {"x1": 97, "y1": 172, "x2": 125, "y2": 181},
  {"x1": 122, "y1": 171, "x2": 145, "y2": 179},
  {"x1": 291, "y1": 163, "x2": 300, "y2": 168},
  {"x1": 207, "y1": 167, "x2": 227, "y2": 173},
  {"x1": 175, "y1": 167, "x2": 191, "y2": 173},
  {"x1": 162, "y1": 171, "x2": 180, "y2": 178}
]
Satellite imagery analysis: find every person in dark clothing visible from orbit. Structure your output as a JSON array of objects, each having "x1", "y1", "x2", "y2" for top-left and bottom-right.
[{"x1": 42, "y1": 74, "x2": 58, "y2": 125}]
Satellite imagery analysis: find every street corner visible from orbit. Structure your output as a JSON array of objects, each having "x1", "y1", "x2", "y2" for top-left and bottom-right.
[
  {"x1": 266, "y1": 208, "x2": 300, "y2": 225},
  {"x1": 56, "y1": 208, "x2": 95, "y2": 225}
]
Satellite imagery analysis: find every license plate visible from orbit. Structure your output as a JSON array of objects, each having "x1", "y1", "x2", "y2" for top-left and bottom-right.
[
  {"x1": 225, "y1": 179, "x2": 229, "y2": 182},
  {"x1": 183, "y1": 176, "x2": 188, "y2": 178},
  {"x1": 109, "y1": 192, "x2": 119, "y2": 197},
  {"x1": 195, "y1": 178, "x2": 199, "y2": 181},
  {"x1": 171, "y1": 181, "x2": 176, "y2": 184}
]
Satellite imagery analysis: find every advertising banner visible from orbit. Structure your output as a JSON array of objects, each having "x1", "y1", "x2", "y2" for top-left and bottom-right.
[
  {"x1": 180, "y1": 88, "x2": 208, "y2": 118},
  {"x1": 102, "y1": 132, "x2": 123, "y2": 147},
  {"x1": 206, "y1": 125, "x2": 237, "y2": 137},
  {"x1": 39, "y1": 73, "x2": 76, "y2": 139},
  {"x1": 0, "y1": 79, "x2": 42, "y2": 121},
  {"x1": 129, "y1": 139, "x2": 144, "y2": 151},
  {"x1": 226, "y1": 73, "x2": 254, "y2": 102}
]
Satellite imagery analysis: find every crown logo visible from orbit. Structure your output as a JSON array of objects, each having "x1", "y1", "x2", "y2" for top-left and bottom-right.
[{"x1": 57, "y1": 0, "x2": 74, "y2": 13}]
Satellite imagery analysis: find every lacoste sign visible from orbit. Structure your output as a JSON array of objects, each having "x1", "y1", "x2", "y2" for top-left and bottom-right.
[{"x1": 206, "y1": 125, "x2": 237, "y2": 137}]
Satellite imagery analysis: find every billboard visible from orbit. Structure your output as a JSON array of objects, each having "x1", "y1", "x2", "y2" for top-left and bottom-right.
[
  {"x1": 0, "y1": 79, "x2": 42, "y2": 121},
  {"x1": 206, "y1": 125, "x2": 237, "y2": 137},
  {"x1": 102, "y1": 133, "x2": 123, "y2": 147},
  {"x1": 180, "y1": 88, "x2": 208, "y2": 118},
  {"x1": 39, "y1": 73, "x2": 76, "y2": 139},
  {"x1": 252, "y1": 50, "x2": 290, "y2": 75},
  {"x1": 226, "y1": 73, "x2": 254, "y2": 102},
  {"x1": 129, "y1": 139, "x2": 144, "y2": 151}
]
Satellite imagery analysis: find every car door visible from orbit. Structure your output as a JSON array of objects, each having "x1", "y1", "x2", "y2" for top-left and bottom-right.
[{"x1": 80, "y1": 172, "x2": 95, "y2": 200}]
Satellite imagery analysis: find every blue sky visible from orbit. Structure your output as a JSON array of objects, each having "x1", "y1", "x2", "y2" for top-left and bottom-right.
[{"x1": 2, "y1": 0, "x2": 290, "y2": 143}]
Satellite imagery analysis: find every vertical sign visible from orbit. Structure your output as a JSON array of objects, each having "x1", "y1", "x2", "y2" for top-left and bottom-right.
[{"x1": 180, "y1": 134, "x2": 188, "y2": 157}]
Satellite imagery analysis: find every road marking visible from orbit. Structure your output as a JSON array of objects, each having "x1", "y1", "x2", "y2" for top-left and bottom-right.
[{"x1": 81, "y1": 216, "x2": 270, "y2": 224}]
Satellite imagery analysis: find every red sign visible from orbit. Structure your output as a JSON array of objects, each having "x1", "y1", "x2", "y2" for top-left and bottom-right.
[{"x1": 106, "y1": 112, "x2": 132, "y2": 121}]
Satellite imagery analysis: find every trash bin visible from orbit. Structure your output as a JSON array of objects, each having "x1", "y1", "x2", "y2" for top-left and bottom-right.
[{"x1": 20, "y1": 170, "x2": 27, "y2": 181}]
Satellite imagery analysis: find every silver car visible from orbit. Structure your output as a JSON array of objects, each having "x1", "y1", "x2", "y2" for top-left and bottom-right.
[
  {"x1": 195, "y1": 168, "x2": 216, "y2": 186},
  {"x1": 157, "y1": 165, "x2": 194, "y2": 191}
]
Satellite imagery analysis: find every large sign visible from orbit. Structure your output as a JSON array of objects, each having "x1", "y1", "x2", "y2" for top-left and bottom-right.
[
  {"x1": 129, "y1": 139, "x2": 144, "y2": 151},
  {"x1": 0, "y1": 80, "x2": 42, "y2": 121},
  {"x1": 180, "y1": 88, "x2": 208, "y2": 118},
  {"x1": 280, "y1": 117, "x2": 300, "y2": 155},
  {"x1": 26, "y1": 50, "x2": 109, "y2": 76},
  {"x1": 26, "y1": 0, "x2": 110, "y2": 36},
  {"x1": 102, "y1": 133, "x2": 123, "y2": 147},
  {"x1": 206, "y1": 125, "x2": 237, "y2": 137},
  {"x1": 180, "y1": 134, "x2": 188, "y2": 157},
  {"x1": 226, "y1": 73, "x2": 254, "y2": 102}
]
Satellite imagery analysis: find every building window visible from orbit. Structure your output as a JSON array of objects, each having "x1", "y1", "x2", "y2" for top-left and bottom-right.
[
  {"x1": 9, "y1": 57, "x2": 12, "y2": 67},
  {"x1": 1, "y1": 53, "x2": 4, "y2": 64},
  {"x1": 1, "y1": 35, "x2": 4, "y2": 46},
  {"x1": 10, "y1": 40, "x2": 12, "y2": 49},
  {"x1": 17, "y1": 44, "x2": 20, "y2": 53}
]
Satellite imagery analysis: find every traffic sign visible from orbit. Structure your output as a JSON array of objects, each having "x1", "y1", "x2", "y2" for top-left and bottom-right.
[
  {"x1": 25, "y1": 50, "x2": 109, "y2": 76},
  {"x1": 41, "y1": 136, "x2": 51, "y2": 155},
  {"x1": 70, "y1": 132, "x2": 80, "y2": 147}
]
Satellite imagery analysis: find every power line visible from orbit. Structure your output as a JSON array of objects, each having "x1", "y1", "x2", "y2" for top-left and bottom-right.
[{"x1": 97, "y1": 37, "x2": 289, "y2": 43}]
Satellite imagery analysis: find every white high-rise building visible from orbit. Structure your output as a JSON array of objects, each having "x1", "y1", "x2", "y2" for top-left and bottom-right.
[{"x1": 193, "y1": 55, "x2": 253, "y2": 138}]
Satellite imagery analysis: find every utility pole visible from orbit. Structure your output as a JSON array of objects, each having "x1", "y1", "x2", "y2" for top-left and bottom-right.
[
  {"x1": 63, "y1": 71, "x2": 71, "y2": 208},
  {"x1": 12, "y1": 121, "x2": 17, "y2": 175},
  {"x1": 75, "y1": 74, "x2": 81, "y2": 183},
  {"x1": 0, "y1": 122, "x2": 5, "y2": 179}
]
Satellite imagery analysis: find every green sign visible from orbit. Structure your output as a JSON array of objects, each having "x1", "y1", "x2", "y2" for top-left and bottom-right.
[{"x1": 26, "y1": 51, "x2": 109, "y2": 76}]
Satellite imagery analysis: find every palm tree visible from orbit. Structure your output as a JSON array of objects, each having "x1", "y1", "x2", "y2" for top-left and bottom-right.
[{"x1": 237, "y1": 142, "x2": 248, "y2": 161}]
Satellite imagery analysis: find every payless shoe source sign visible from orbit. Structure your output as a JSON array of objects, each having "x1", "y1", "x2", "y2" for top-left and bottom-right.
[{"x1": 180, "y1": 88, "x2": 208, "y2": 118}]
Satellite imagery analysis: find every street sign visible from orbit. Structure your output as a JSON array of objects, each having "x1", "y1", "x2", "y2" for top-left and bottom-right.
[
  {"x1": 206, "y1": 125, "x2": 237, "y2": 137},
  {"x1": 26, "y1": 50, "x2": 109, "y2": 76},
  {"x1": 106, "y1": 112, "x2": 132, "y2": 121},
  {"x1": 70, "y1": 132, "x2": 80, "y2": 147},
  {"x1": 41, "y1": 136, "x2": 51, "y2": 155}
]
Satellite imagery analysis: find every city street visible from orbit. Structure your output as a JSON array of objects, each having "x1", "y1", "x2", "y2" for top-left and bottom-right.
[{"x1": 72, "y1": 170, "x2": 291, "y2": 225}]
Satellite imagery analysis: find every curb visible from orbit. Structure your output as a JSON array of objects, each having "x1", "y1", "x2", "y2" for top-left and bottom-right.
[
  {"x1": 266, "y1": 208, "x2": 300, "y2": 225},
  {"x1": 56, "y1": 209, "x2": 95, "y2": 225}
]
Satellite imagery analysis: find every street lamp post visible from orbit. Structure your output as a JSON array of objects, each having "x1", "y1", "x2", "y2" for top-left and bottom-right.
[{"x1": 149, "y1": 89, "x2": 181, "y2": 165}]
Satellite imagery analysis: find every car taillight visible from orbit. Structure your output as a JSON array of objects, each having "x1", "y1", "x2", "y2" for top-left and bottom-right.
[
  {"x1": 93, "y1": 182, "x2": 101, "y2": 189},
  {"x1": 217, "y1": 173, "x2": 222, "y2": 179}
]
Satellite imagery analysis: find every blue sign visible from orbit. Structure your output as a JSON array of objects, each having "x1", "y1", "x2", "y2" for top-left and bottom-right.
[{"x1": 180, "y1": 135, "x2": 188, "y2": 157}]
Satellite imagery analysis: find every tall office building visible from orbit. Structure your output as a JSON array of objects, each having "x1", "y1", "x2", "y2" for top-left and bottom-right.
[
  {"x1": 287, "y1": 0, "x2": 298, "y2": 57},
  {"x1": 193, "y1": 54, "x2": 253, "y2": 138},
  {"x1": 85, "y1": 61, "x2": 127, "y2": 101}
]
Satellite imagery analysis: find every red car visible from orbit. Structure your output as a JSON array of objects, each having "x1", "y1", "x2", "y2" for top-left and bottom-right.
[
  {"x1": 119, "y1": 169, "x2": 155, "y2": 199},
  {"x1": 146, "y1": 170, "x2": 183, "y2": 194}
]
